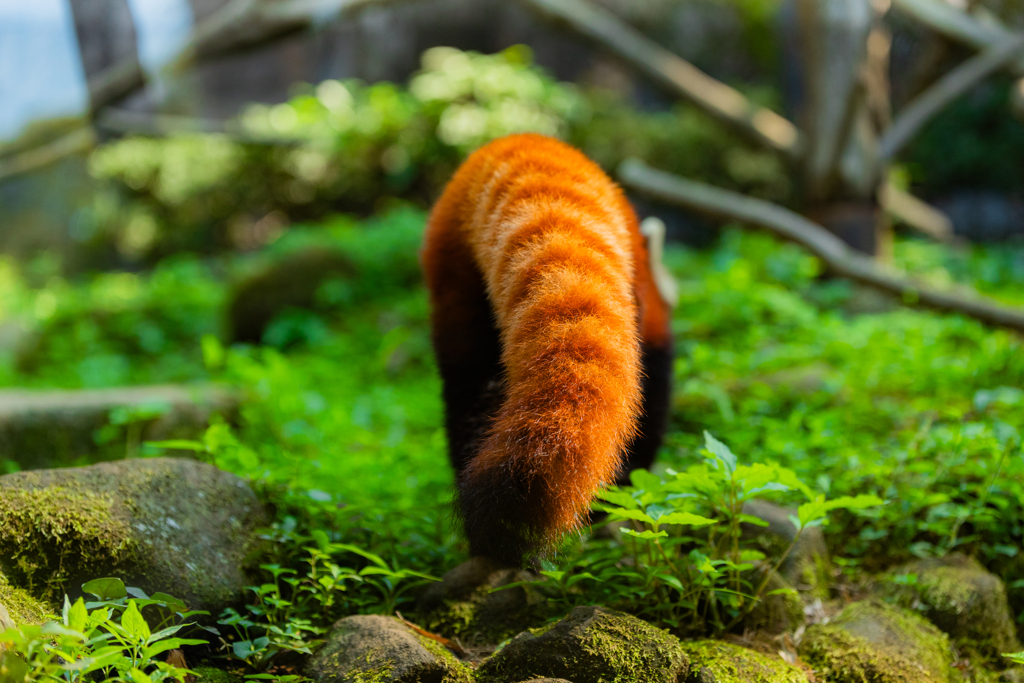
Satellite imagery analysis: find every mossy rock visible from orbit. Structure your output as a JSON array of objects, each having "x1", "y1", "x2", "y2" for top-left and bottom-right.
[
  {"x1": 306, "y1": 614, "x2": 471, "y2": 683},
  {"x1": 741, "y1": 499, "x2": 832, "y2": 598},
  {"x1": 0, "y1": 570, "x2": 50, "y2": 628},
  {"x1": 227, "y1": 246, "x2": 354, "y2": 344},
  {"x1": 477, "y1": 605, "x2": 689, "y2": 683},
  {"x1": 988, "y1": 552, "x2": 1024, "y2": 645},
  {"x1": 0, "y1": 458, "x2": 268, "y2": 613},
  {"x1": 679, "y1": 640, "x2": 808, "y2": 683},
  {"x1": 799, "y1": 600, "x2": 957, "y2": 683},
  {"x1": 884, "y1": 554, "x2": 1020, "y2": 663},
  {"x1": 416, "y1": 557, "x2": 550, "y2": 645}
]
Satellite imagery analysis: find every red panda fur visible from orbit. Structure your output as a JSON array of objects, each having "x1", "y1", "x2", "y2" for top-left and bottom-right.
[{"x1": 422, "y1": 133, "x2": 672, "y2": 565}]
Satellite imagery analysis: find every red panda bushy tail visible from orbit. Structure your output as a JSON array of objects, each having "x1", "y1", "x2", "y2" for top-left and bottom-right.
[{"x1": 424, "y1": 134, "x2": 645, "y2": 564}]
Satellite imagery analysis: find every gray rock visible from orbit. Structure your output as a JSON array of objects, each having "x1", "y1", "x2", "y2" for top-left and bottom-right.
[
  {"x1": 306, "y1": 614, "x2": 470, "y2": 683},
  {"x1": 884, "y1": 554, "x2": 1020, "y2": 660},
  {"x1": 0, "y1": 457, "x2": 267, "y2": 614},
  {"x1": 0, "y1": 384, "x2": 238, "y2": 470},
  {"x1": 799, "y1": 600, "x2": 956, "y2": 683},
  {"x1": 742, "y1": 499, "x2": 831, "y2": 596},
  {"x1": 517, "y1": 680, "x2": 573, "y2": 683},
  {"x1": 416, "y1": 557, "x2": 549, "y2": 645},
  {"x1": 477, "y1": 605, "x2": 688, "y2": 683}
]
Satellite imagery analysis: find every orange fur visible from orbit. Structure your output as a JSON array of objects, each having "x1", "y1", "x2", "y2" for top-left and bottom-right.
[{"x1": 422, "y1": 134, "x2": 669, "y2": 564}]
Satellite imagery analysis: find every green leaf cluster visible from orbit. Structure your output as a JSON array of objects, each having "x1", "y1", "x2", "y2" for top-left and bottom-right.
[{"x1": 0, "y1": 579, "x2": 206, "y2": 683}]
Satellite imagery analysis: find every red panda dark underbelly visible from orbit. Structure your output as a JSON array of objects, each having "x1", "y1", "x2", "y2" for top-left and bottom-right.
[{"x1": 422, "y1": 133, "x2": 673, "y2": 566}]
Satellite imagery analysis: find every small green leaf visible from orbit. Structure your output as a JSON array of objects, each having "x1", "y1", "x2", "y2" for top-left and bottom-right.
[
  {"x1": 703, "y1": 431, "x2": 737, "y2": 475},
  {"x1": 737, "y1": 514, "x2": 770, "y2": 527},
  {"x1": 121, "y1": 601, "x2": 151, "y2": 641},
  {"x1": 129, "y1": 667, "x2": 154, "y2": 683},
  {"x1": 607, "y1": 508, "x2": 656, "y2": 525},
  {"x1": 83, "y1": 577, "x2": 127, "y2": 600},
  {"x1": 622, "y1": 528, "x2": 668, "y2": 539},
  {"x1": 67, "y1": 598, "x2": 89, "y2": 634},
  {"x1": 596, "y1": 489, "x2": 640, "y2": 510},
  {"x1": 149, "y1": 593, "x2": 187, "y2": 613},
  {"x1": 657, "y1": 511, "x2": 716, "y2": 527}
]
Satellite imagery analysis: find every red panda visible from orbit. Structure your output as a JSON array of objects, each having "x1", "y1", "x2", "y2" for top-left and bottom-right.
[{"x1": 422, "y1": 134, "x2": 673, "y2": 566}]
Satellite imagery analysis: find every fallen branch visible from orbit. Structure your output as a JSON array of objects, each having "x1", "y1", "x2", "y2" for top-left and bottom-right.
[
  {"x1": 517, "y1": 0, "x2": 803, "y2": 160},
  {"x1": 0, "y1": 127, "x2": 96, "y2": 183},
  {"x1": 879, "y1": 183, "x2": 954, "y2": 241},
  {"x1": 95, "y1": 108, "x2": 229, "y2": 137},
  {"x1": 174, "y1": 0, "x2": 394, "y2": 67},
  {"x1": 618, "y1": 158, "x2": 1024, "y2": 333},
  {"x1": 880, "y1": 35, "x2": 1024, "y2": 160},
  {"x1": 93, "y1": 108, "x2": 306, "y2": 148}
]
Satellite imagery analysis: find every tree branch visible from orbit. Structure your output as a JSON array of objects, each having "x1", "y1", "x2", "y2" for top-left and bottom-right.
[
  {"x1": 516, "y1": 0, "x2": 803, "y2": 161},
  {"x1": 0, "y1": 128, "x2": 96, "y2": 184},
  {"x1": 879, "y1": 35, "x2": 1024, "y2": 160},
  {"x1": 618, "y1": 157, "x2": 1024, "y2": 333},
  {"x1": 892, "y1": 0, "x2": 1024, "y2": 74},
  {"x1": 174, "y1": 0, "x2": 395, "y2": 67},
  {"x1": 879, "y1": 182, "x2": 954, "y2": 241}
]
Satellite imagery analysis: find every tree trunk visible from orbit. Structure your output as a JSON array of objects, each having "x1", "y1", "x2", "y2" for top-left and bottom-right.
[
  {"x1": 67, "y1": 0, "x2": 145, "y2": 112},
  {"x1": 796, "y1": 0, "x2": 892, "y2": 254}
]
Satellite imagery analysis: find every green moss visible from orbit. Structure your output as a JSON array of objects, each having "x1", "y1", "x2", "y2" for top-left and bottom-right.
[
  {"x1": 420, "y1": 586, "x2": 549, "y2": 645},
  {"x1": 477, "y1": 606, "x2": 688, "y2": 683},
  {"x1": 347, "y1": 649, "x2": 395, "y2": 683},
  {"x1": 0, "y1": 487, "x2": 136, "y2": 601},
  {"x1": 681, "y1": 640, "x2": 808, "y2": 683},
  {"x1": 413, "y1": 631, "x2": 473, "y2": 683},
  {"x1": 799, "y1": 601, "x2": 956, "y2": 683},
  {"x1": 0, "y1": 571, "x2": 52, "y2": 626},
  {"x1": 0, "y1": 459, "x2": 267, "y2": 613},
  {"x1": 885, "y1": 556, "x2": 1020, "y2": 664}
]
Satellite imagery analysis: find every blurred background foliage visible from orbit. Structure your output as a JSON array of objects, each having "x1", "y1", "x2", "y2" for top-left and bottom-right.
[{"x1": 75, "y1": 47, "x2": 786, "y2": 264}]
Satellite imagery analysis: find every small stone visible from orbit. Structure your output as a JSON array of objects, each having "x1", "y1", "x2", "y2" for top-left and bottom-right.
[
  {"x1": 0, "y1": 458, "x2": 268, "y2": 615},
  {"x1": 884, "y1": 554, "x2": 1020, "y2": 661},
  {"x1": 799, "y1": 600, "x2": 956, "y2": 683},
  {"x1": 741, "y1": 499, "x2": 831, "y2": 596},
  {"x1": 306, "y1": 614, "x2": 470, "y2": 683},
  {"x1": 416, "y1": 557, "x2": 549, "y2": 645},
  {"x1": 477, "y1": 605, "x2": 688, "y2": 683},
  {"x1": 680, "y1": 640, "x2": 809, "y2": 683},
  {"x1": 517, "y1": 680, "x2": 574, "y2": 683}
]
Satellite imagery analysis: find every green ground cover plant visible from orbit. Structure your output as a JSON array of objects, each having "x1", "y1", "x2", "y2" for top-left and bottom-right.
[
  {"x1": 2, "y1": 207, "x2": 1023, "y2": 645},
  {"x1": 0, "y1": 579, "x2": 206, "y2": 683}
]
